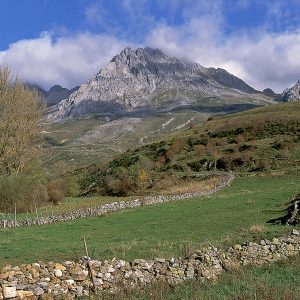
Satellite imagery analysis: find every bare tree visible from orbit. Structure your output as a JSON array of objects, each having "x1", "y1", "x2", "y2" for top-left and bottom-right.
[{"x1": 0, "y1": 67, "x2": 45, "y2": 176}]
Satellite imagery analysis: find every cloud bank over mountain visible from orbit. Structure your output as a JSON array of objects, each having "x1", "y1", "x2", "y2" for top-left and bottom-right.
[{"x1": 0, "y1": 33, "x2": 128, "y2": 89}]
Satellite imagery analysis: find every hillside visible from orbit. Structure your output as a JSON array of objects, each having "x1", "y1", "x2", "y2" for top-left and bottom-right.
[
  {"x1": 44, "y1": 102, "x2": 265, "y2": 171},
  {"x1": 79, "y1": 101, "x2": 300, "y2": 196}
]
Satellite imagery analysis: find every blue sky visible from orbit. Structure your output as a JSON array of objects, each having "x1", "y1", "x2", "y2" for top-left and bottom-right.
[{"x1": 0, "y1": 0, "x2": 300, "y2": 92}]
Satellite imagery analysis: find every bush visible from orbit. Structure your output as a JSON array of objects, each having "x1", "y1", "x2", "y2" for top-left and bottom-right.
[
  {"x1": 64, "y1": 176, "x2": 80, "y2": 197},
  {"x1": 238, "y1": 143, "x2": 253, "y2": 152},
  {"x1": 187, "y1": 159, "x2": 207, "y2": 172},
  {"x1": 47, "y1": 179, "x2": 66, "y2": 205},
  {"x1": 172, "y1": 163, "x2": 184, "y2": 171},
  {"x1": 187, "y1": 136, "x2": 208, "y2": 147},
  {"x1": 0, "y1": 175, "x2": 48, "y2": 213},
  {"x1": 102, "y1": 169, "x2": 136, "y2": 196},
  {"x1": 216, "y1": 157, "x2": 232, "y2": 171}
]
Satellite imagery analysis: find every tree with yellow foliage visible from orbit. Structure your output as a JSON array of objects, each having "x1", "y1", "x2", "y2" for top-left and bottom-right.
[{"x1": 0, "y1": 67, "x2": 47, "y2": 212}]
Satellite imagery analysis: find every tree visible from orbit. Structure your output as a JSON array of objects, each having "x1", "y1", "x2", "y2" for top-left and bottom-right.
[
  {"x1": 0, "y1": 67, "x2": 47, "y2": 212},
  {"x1": 206, "y1": 142, "x2": 221, "y2": 170},
  {"x1": 0, "y1": 67, "x2": 44, "y2": 175}
]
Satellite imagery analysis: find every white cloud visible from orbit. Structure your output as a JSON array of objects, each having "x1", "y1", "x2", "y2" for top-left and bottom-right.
[
  {"x1": 85, "y1": 2, "x2": 107, "y2": 25},
  {"x1": 146, "y1": 20, "x2": 300, "y2": 93},
  {"x1": 0, "y1": 32, "x2": 129, "y2": 90}
]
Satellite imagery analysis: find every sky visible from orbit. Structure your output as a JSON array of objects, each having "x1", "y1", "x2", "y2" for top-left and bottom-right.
[{"x1": 0, "y1": 0, "x2": 300, "y2": 92}]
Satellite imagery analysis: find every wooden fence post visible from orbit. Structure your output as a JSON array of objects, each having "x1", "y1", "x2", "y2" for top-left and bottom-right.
[
  {"x1": 83, "y1": 236, "x2": 97, "y2": 292},
  {"x1": 14, "y1": 203, "x2": 17, "y2": 227}
]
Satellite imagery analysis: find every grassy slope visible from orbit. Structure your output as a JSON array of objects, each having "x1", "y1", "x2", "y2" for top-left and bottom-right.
[
  {"x1": 44, "y1": 111, "x2": 207, "y2": 170},
  {"x1": 79, "y1": 101, "x2": 300, "y2": 195},
  {"x1": 1, "y1": 174, "x2": 299, "y2": 267},
  {"x1": 44, "y1": 101, "x2": 264, "y2": 171}
]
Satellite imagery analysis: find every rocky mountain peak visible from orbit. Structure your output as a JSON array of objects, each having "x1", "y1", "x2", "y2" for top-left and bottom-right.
[
  {"x1": 281, "y1": 80, "x2": 300, "y2": 101},
  {"x1": 46, "y1": 47, "x2": 272, "y2": 121},
  {"x1": 98, "y1": 47, "x2": 185, "y2": 79}
]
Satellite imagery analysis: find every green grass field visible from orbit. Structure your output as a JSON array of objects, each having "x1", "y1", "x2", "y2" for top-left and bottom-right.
[{"x1": 1, "y1": 174, "x2": 299, "y2": 267}]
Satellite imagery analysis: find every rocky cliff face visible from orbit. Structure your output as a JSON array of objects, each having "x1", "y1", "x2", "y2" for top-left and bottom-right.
[
  {"x1": 27, "y1": 84, "x2": 79, "y2": 107},
  {"x1": 281, "y1": 80, "x2": 300, "y2": 101},
  {"x1": 45, "y1": 85, "x2": 79, "y2": 106},
  {"x1": 47, "y1": 47, "x2": 272, "y2": 120}
]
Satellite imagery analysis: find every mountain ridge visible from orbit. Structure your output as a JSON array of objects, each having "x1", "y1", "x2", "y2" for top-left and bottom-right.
[{"x1": 46, "y1": 47, "x2": 273, "y2": 121}]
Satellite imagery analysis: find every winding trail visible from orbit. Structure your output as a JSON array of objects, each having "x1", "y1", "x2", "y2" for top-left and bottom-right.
[{"x1": 0, "y1": 173, "x2": 235, "y2": 229}]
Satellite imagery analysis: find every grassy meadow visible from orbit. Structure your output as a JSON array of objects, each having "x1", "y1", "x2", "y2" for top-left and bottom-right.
[{"x1": 1, "y1": 174, "x2": 299, "y2": 267}]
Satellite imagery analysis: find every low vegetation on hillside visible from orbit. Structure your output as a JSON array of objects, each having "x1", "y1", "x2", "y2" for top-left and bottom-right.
[{"x1": 79, "y1": 102, "x2": 300, "y2": 196}]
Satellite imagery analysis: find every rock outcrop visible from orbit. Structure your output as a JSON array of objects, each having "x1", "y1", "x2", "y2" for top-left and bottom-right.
[
  {"x1": 47, "y1": 47, "x2": 272, "y2": 120},
  {"x1": 281, "y1": 80, "x2": 300, "y2": 101},
  {"x1": 26, "y1": 84, "x2": 79, "y2": 107},
  {"x1": 268, "y1": 193, "x2": 300, "y2": 225}
]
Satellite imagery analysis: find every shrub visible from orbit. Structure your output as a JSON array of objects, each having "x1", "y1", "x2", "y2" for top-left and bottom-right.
[
  {"x1": 171, "y1": 163, "x2": 184, "y2": 171},
  {"x1": 103, "y1": 171, "x2": 136, "y2": 196},
  {"x1": 166, "y1": 140, "x2": 185, "y2": 159},
  {"x1": 216, "y1": 157, "x2": 232, "y2": 171},
  {"x1": 250, "y1": 159, "x2": 271, "y2": 172},
  {"x1": 109, "y1": 153, "x2": 139, "y2": 169},
  {"x1": 187, "y1": 159, "x2": 207, "y2": 172},
  {"x1": 272, "y1": 140, "x2": 291, "y2": 151},
  {"x1": 64, "y1": 176, "x2": 80, "y2": 197},
  {"x1": 187, "y1": 136, "x2": 208, "y2": 147},
  {"x1": 0, "y1": 175, "x2": 48, "y2": 213},
  {"x1": 47, "y1": 179, "x2": 66, "y2": 205},
  {"x1": 238, "y1": 143, "x2": 253, "y2": 152}
]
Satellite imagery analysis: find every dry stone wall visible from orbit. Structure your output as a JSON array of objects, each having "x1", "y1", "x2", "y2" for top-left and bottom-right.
[
  {"x1": 0, "y1": 229, "x2": 299, "y2": 299},
  {"x1": 0, "y1": 173, "x2": 234, "y2": 229}
]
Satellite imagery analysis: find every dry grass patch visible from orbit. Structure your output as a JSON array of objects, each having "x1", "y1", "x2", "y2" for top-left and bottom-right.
[
  {"x1": 249, "y1": 224, "x2": 266, "y2": 234},
  {"x1": 155, "y1": 175, "x2": 225, "y2": 195}
]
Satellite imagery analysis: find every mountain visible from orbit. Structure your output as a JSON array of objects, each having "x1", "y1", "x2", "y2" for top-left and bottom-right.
[
  {"x1": 263, "y1": 88, "x2": 281, "y2": 100},
  {"x1": 47, "y1": 47, "x2": 273, "y2": 120},
  {"x1": 45, "y1": 85, "x2": 80, "y2": 106},
  {"x1": 27, "y1": 84, "x2": 79, "y2": 107},
  {"x1": 281, "y1": 80, "x2": 300, "y2": 101}
]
